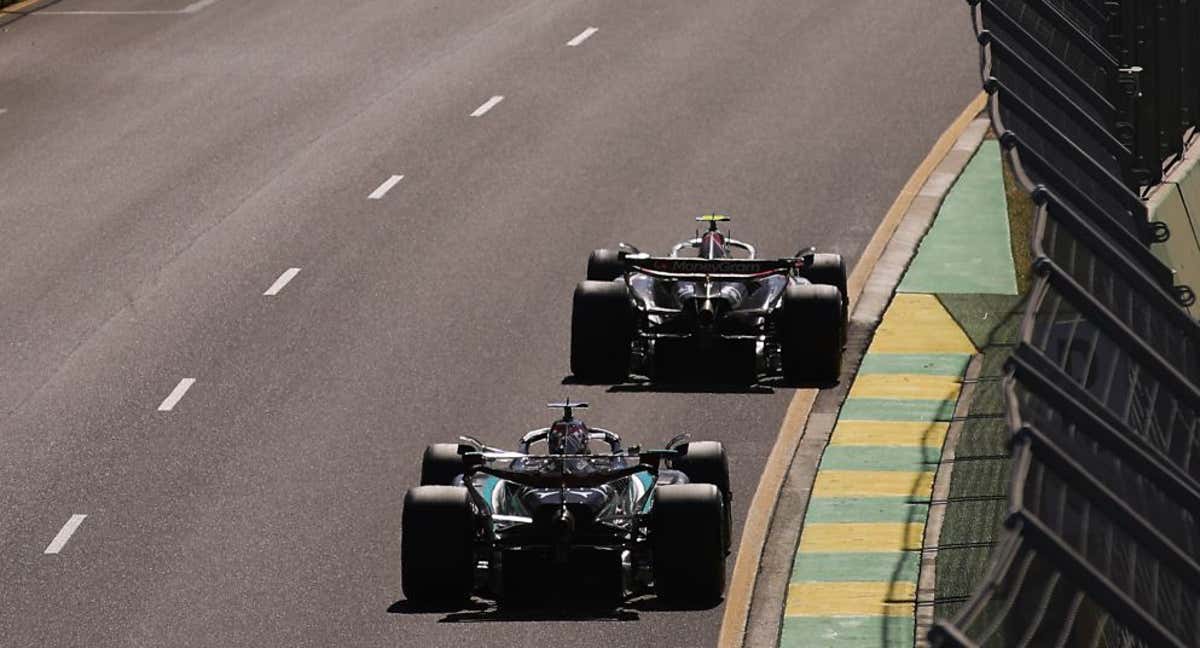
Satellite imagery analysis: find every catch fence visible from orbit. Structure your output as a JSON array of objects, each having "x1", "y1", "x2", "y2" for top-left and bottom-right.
[{"x1": 929, "y1": 1, "x2": 1200, "y2": 646}]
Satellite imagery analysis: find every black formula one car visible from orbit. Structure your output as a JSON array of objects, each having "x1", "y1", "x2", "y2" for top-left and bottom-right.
[
  {"x1": 571, "y1": 214, "x2": 848, "y2": 385},
  {"x1": 401, "y1": 402, "x2": 731, "y2": 607}
]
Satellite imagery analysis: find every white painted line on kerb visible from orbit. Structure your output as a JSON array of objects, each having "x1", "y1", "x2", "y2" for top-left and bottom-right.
[
  {"x1": 368, "y1": 175, "x2": 404, "y2": 200},
  {"x1": 0, "y1": 109, "x2": 7, "y2": 116},
  {"x1": 158, "y1": 378, "x2": 196, "y2": 412},
  {"x1": 566, "y1": 27, "x2": 598, "y2": 47},
  {"x1": 264, "y1": 268, "x2": 301, "y2": 296},
  {"x1": 44, "y1": 515, "x2": 87, "y2": 555},
  {"x1": 471, "y1": 96, "x2": 504, "y2": 117}
]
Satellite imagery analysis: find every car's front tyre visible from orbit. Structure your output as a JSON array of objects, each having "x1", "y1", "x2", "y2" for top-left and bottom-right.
[
  {"x1": 586, "y1": 248, "x2": 626, "y2": 281},
  {"x1": 419, "y1": 443, "x2": 464, "y2": 486}
]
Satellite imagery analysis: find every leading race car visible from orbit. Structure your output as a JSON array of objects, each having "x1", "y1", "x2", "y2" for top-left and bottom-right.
[
  {"x1": 571, "y1": 214, "x2": 848, "y2": 385},
  {"x1": 400, "y1": 401, "x2": 731, "y2": 607}
]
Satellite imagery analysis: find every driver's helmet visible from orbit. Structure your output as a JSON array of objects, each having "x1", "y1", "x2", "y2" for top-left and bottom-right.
[
  {"x1": 548, "y1": 419, "x2": 591, "y2": 455},
  {"x1": 700, "y1": 230, "x2": 728, "y2": 258}
]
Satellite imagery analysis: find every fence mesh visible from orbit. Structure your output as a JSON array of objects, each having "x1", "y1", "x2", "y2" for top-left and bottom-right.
[{"x1": 932, "y1": 1, "x2": 1200, "y2": 646}]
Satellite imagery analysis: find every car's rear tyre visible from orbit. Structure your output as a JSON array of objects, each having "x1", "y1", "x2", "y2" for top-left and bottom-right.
[
  {"x1": 570, "y1": 280, "x2": 633, "y2": 383},
  {"x1": 671, "y1": 441, "x2": 732, "y2": 551},
  {"x1": 781, "y1": 283, "x2": 845, "y2": 385},
  {"x1": 651, "y1": 484, "x2": 727, "y2": 606},
  {"x1": 420, "y1": 443, "x2": 464, "y2": 486},
  {"x1": 401, "y1": 486, "x2": 475, "y2": 605},
  {"x1": 801, "y1": 253, "x2": 848, "y2": 342},
  {"x1": 586, "y1": 248, "x2": 626, "y2": 281}
]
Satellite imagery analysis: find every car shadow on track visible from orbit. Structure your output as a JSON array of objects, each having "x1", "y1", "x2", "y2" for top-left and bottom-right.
[
  {"x1": 387, "y1": 599, "x2": 639, "y2": 623},
  {"x1": 387, "y1": 595, "x2": 722, "y2": 623},
  {"x1": 563, "y1": 375, "x2": 837, "y2": 394}
]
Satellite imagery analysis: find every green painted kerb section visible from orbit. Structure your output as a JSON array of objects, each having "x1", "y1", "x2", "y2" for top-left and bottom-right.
[
  {"x1": 858, "y1": 354, "x2": 972, "y2": 376},
  {"x1": 838, "y1": 398, "x2": 957, "y2": 422},
  {"x1": 818, "y1": 446, "x2": 940, "y2": 472},
  {"x1": 804, "y1": 498, "x2": 930, "y2": 524},
  {"x1": 793, "y1": 552, "x2": 920, "y2": 583},
  {"x1": 781, "y1": 616, "x2": 915, "y2": 648},
  {"x1": 899, "y1": 140, "x2": 1018, "y2": 295}
]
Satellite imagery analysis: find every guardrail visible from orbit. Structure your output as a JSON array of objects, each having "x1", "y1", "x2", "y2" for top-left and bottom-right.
[{"x1": 929, "y1": 1, "x2": 1200, "y2": 646}]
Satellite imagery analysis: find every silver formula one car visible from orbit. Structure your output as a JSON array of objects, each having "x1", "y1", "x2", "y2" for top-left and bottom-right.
[
  {"x1": 400, "y1": 402, "x2": 731, "y2": 607},
  {"x1": 571, "y1": 214, "x2": 848, "y2": 385}
]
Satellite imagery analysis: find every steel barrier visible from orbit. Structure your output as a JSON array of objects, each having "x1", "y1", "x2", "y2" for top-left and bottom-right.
[{"x1": 929, "y1": 1, "x2": 1200, "y2": 646}]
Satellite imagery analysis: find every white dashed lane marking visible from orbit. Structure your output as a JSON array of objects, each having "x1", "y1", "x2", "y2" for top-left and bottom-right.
[
  {"x1": 471, "y1": 96, "x2": 504, "y2": 117},
  {"x1": 158, "y1": 378, "x2": 196, "y2": 412},
  {"x1": 264, "y1": 268, "x2": 301, "y2": 296},
  {"x1": 566, "y1": 27, "x2": 598, "y2": 47},
  {"x1": 44, "y1": 515, "x2": 87, "y2": 555},
  {"x1": 368, "y1": 175, "x2": 404, "y2": 200}
]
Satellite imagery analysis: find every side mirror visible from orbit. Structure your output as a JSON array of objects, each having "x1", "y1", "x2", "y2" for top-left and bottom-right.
[{"x1": 664, "y1": 433, "x2": 691, "y2": 449}]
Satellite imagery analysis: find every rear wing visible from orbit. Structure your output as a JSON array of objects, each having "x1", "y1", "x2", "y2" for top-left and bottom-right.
[{"x1": 624, "y1": 255, "x2": 798, "y2": 279}]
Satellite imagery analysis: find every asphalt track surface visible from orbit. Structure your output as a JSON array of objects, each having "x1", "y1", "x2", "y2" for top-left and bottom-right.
[{"x1": 0, "y1": 1, "x2": 976, "y2": 646}]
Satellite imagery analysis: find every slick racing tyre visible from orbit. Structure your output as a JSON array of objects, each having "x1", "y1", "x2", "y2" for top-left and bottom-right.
[
  {"x1": 671, "y1": 441, "x2": 732, "y2": 551},
  {"x1": 570, "y1": 280, "x2": 634, "y2": 383},
  {"x1": 801, "y1": 253, "x2": 848, "y2": 342},
  {"x1": 651, "y1": 484, "x2": 727, "y2": 606},
  {"x1": 586, "y1": 248, "x2": 626, "y2": 281},
  {"x1": 420, "y1": 443, "x2": 464, "y2": 486},
  {"x1": 401, "y1": 486, "x2": 475, "y2": 605},
  {"x1": 801, "y1": 253, "x2": 848, "y2": 303},
  {"x1": 780, "y1": 283, "x2": 845, "y2": 385}
]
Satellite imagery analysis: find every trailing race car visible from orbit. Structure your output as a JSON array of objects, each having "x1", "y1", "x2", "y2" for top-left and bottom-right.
[
  {"x1": 571, "y1": 214, "x2": 848, "y2": 385},
  {"x1": 401, "y1": 401, "x2": 731, "y2": 607}
]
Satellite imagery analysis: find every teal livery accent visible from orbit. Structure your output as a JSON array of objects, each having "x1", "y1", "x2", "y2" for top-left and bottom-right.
[
  {"x1": 480, "y1": 475, "x2": 502, "y2": 514},
  {"x1": 638, "y1": 472, "x2": 656, "y2": 512}
]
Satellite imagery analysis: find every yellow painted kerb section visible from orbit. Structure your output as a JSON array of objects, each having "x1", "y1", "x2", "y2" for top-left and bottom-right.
[
  {"x1": 848, "y1": 373, "x2": 963, "y2": 401},
  {"x1": 798, "y1": 522, "x2": 926, "y2": 552},
  {"x1": 812, "y1": 470, "x2": 934, "y2": 498},
  {"x1": 869, "y1": 294, "x2": 976, "y2": 354},
  {"x1": 786, "y1": 581, "x2": 917, "y2": 617},
  {"x1": 830, "y1": 420, "x2": 949, "y2": 447}
]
